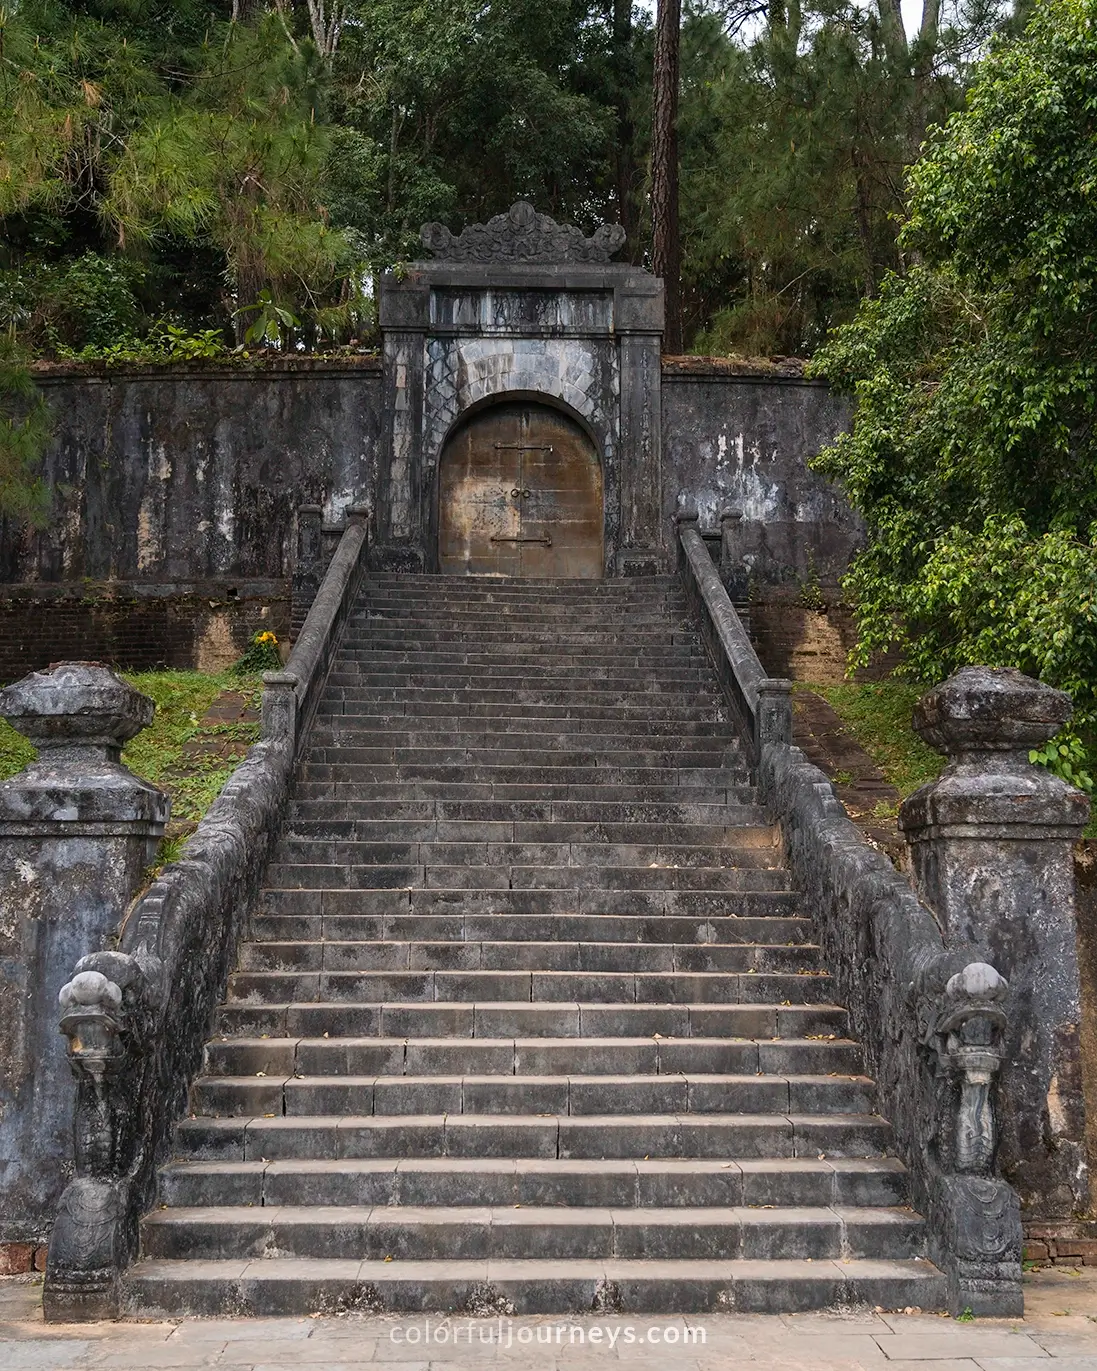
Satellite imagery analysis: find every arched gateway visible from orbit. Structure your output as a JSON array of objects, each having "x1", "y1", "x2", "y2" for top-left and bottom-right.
[
  {"x1": 375, "y1": 202, "x2": 665, "y2": 576},
  {"x1": 437, "y1": 400, "x2": 604, "y2": 578}
]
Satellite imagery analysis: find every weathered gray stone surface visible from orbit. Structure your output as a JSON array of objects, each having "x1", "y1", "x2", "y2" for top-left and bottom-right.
[
  {"x1": 0, "y1": 666, "x2": 168, "y2": 1246},
  {"x1": 900, "y1": 667, "x2": 1091, "y2": 1220},
  {"x1": 378, "y1": 205, "x2": 664, "y2": 574},
  {"x1": 678, "y1": 530, "x2": 1025, "y2": 1316},
  {"x1": 0, "y1": 353, "x2": 857, "y2": 683},
  {"x1": 39, "y1": 515, "x2": 369, "y2": 1321},
  {"x1": 662, "y1": 366, "x2": 858, "y2": 596}
]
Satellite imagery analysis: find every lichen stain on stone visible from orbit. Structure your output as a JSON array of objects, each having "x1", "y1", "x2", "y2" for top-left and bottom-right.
[
  {"x1": 136, "y1": 443, "x2": 172, "y2": 574},
  {"x1": 195, "y1": 613, "x2": 238, "y2": 673},
  {"x1": 1047, "y1": 1072, "x2": 1068, "y2": 1137}
]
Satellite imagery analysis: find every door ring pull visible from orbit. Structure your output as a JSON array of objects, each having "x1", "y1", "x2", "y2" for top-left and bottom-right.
[
  {"x1": 511, "y1": 488, "x2": 521, "y2": 498},
  {"x1": 522, "y1": 489, "x2": 531, "y2": 498}
]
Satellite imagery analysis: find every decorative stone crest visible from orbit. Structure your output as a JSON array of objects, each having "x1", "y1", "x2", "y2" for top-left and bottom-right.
[{"x1": 420, "y1": 201, "x2": 626, "y2": 264}]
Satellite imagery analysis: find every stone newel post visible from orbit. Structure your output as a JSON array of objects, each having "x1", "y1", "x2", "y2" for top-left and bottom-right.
[
  {"x1": 0, "y1": 665, "x2": 168, "y2": 1246},
  {"x1": 899, "y1": 667, "x2": 1090, "y2": 1218}
]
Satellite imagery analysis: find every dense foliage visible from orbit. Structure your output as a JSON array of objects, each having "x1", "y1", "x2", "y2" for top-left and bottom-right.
[
  {"x1": 0, "y1": 1, "x2": 1021, "y2": 361},
  {"x1": 812, "y1": 0, "x2": 1097, "y2": 787}
]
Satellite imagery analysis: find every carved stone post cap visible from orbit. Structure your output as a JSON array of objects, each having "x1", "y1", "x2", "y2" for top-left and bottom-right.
[
  {"x1": 297, "y1": 504, "x2": 323, "y2": 515},
  {"x1": 0, "y1": 663, "x2": 154, "y2": 754},
  {"x1": 719, "y1": 508, "x2": 744, "y2": 525},
  {"x1": 913, "y1": 667, "x2": 1072, "y2": 758},
  {"x1": 261, "y1": 670, "x2": 299, "y2": 689},
  {"x1": 674, "y1": 507, "x2": 699, "y2": 526}
]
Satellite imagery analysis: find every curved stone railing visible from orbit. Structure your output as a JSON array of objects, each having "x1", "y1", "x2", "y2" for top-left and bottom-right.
[
  {"x1": 43, "y1": 508, "x2": 369, "y2": 1321},
  {"x1": 678, "y1": 521, "x2": 1025, "y2": 1316}
]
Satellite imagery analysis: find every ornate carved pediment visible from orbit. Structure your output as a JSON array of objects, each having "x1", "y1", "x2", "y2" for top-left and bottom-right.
[{"x1": 421, "y1": 201, "x2": 626, "y2": 265}]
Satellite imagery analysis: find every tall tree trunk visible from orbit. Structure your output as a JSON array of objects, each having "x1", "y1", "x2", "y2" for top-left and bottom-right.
[
  {"x1": 910, "y1": 0, "x2": 941, "y2": 157},
  {"x1": 876, "y1": 0, "x2": 909, "y2": 61},
  {"x1": 612, "y1": 0, "x2": 637, "y2": 254},
  {"x1": 651, "y1": 0, "x2": 682, "y2": 354}
]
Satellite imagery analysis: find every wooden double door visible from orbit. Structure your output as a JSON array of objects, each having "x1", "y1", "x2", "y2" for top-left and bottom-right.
[{"x1": 438, "y1": 402, "x2": 604, "y2": 578}]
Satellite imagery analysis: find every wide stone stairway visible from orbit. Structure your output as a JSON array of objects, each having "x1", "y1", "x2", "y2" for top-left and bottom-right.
[{"x1": 126, "y1": 574, "x2": 945, "y2": 1315}]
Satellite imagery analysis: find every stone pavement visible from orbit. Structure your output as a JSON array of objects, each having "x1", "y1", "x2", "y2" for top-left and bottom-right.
[{"x1": 5, "y1": 1269, "x2": 1097, "y2": 1371}]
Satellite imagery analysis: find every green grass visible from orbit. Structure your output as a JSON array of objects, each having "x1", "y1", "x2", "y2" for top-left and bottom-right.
[
  {"x1": 0, "y1": 670, "x2": 261, "y2": 823},
  {"x1": 805, "y1": 681, "x2": 946, "y2": 799}
]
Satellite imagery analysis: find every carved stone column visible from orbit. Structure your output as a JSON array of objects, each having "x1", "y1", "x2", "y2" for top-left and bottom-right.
[
  {"x1": 377, "y1": 273, "x2": 429, "y2": 571},
  {"x1": 291, "y1": 504, "x2": 323, "y2": 635},
  {"x1": 0, "y1": 666, "x2": 168, "y2": 1250},
  {"x1": 719, "y1": 507, "x2": 747, "y2": 601},
  {"x1": 899, "y1": 667, "x2": 1090, "y2": 1218}
]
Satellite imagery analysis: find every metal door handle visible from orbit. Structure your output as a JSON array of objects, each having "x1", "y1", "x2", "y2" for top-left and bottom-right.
[{"x1": 511, "y1": 488, "x2": 521, "y2": 498}]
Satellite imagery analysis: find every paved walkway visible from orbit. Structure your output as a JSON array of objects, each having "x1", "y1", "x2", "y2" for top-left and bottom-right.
[{"x1": 4, "y1": 1270, "x2": 1097, "y2": 1370}]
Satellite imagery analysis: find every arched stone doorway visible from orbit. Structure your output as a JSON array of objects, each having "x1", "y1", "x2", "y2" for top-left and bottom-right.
[{"x1": 437, "y1": 401, "x2": 604, "y2": 578}]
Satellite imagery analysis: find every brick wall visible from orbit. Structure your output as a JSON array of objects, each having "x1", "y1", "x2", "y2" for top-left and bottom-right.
[{"x1": 0, "y1": 583, "x2": 290, "y2": 684}]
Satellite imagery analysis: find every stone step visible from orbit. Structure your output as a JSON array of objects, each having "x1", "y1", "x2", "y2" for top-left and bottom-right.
[
  {"x1": 202, "y1": 1036, "x2": 861, "y2": 1079},
  {"x1": 237, "y1": 940, "x2": 819, "y2": 974},
  {"x1": 224, "y1": 968, "x2": 833, "y2": 1007},
  {"x1": 140, "y1": 1203, "x2": 924, "y2": 1263},
  {"x1": 309, "y1": 713, "x2": 734, "y2": 738},
  {"x1": 214, "y1": 1001, "x2": 848, "y2": 1040},
  {"x1": 336, "y1": 644, "x2": 707, "y2": 665},
  {"x1": 304, "y1": 749, "x2": 745, "y2": 776},
  {"x1": 255, "y1": 889, "x2": 803, "y2": 924},
  {"x1": 270, "y1": 840, "x2": 780, "y2": 870},
  {"x1": 281, "y1": 819, "x2": 769, "y2": 846},
  {"x1": 249, "y1": 908, "x2": 810, "y2": 946},
  {"x1": 158, "y1": 1156, "x2": 909, "y2": 1210},
  {"x1": 320, "y1": 683, "x2": 727, "y2": 709},
  {"x1": 287, "y1": 799, "x2": 767, "y2": 824},
  {"x1": 331, "y1": 671, "x2": 717, "y2": 695},
  {"x1": 190, "y1": 1072, "x2": 875, "y2": 1119},
  {"x1": 262, "y1": 865, "x2": 791, "y2": 894},
  {"x1": 122, "y1": 1254, "x2": 947, "y2": 1317},
  {"x1": 296, "y1": 758, "x2": 743, "y2": 781},
  {"x1": 292, "y1": 782, "x2": 758, "y2": 804},
  {"x1": 314, "y1": 699, "x2": 730, "y2": 723},
  {"x1": 308, "y1": 718, "x2": 734, "y2": 740},
  {"x1": 173, "y1": 1111, "x2": 892, "y2": 1163}
]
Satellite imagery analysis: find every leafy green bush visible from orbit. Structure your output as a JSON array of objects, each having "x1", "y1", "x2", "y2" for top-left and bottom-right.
[
  {"x1": 232, "y1": 630, "x2": 282, "y2": 676},
  {"x1": 811, "y1": 0, "x2": 1097, "y2": 790}
]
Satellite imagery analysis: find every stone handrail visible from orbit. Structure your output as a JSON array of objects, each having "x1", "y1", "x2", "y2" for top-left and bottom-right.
[
  {"x1": 676, "y1": 515, "x2": 792, "y2": 765},
  {"x1": 677, "y1": 519, "x2": 1023, "y2": 1316},
  {"x1": 44, "y1": 508, "x2": 369, "y2": 1321}
]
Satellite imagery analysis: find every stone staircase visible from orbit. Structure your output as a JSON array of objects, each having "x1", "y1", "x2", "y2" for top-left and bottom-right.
[{"x1": 124, "y1": 574, "x2": 945, "y2": 1316}]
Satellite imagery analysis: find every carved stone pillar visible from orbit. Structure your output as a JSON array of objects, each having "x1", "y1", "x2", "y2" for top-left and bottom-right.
[
  {"x1": 899, "y1": 667, "x2": 1090, "y2": 1219},
  {"x1": 291, "y1": 504, "x2": 323, "y2": 634},
  {"x1": 0, "y1": 666, "x2": 168, "y2": 1249},
  {"x1": 719, "y1": 507, "x2": 747, "y2": 601}
]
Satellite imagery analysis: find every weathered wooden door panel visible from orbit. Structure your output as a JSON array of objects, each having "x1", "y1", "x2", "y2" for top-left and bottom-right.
[
  {"x1": 438, "y1": 402, "x2": 603, "y2": 578},
  {"x1": 437, "y1": 408, "x2": 522, "y2": 577}
]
